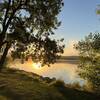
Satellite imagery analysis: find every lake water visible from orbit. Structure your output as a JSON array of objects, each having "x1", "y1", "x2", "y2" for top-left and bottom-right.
[{"x1": 10, "y1": 59, "x2": 84, "y2": 85}]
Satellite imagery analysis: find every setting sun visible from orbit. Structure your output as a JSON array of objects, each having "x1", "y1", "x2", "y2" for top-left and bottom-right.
[{"x1": 33, "y1": 62, "x2": 42, "y2": 69}]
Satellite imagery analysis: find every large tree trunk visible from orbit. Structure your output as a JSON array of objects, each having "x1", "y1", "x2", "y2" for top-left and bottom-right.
[
  {"x1": 0, "y1": 42, "x2": 11, "y2": 71},
  {"x1": 0, "y1": 35, "x2": 5, "y2": 51}
]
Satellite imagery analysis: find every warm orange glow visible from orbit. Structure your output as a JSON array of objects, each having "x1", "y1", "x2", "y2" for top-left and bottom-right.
[{"x1": 32, "y1": 62, "x2": 42, "y2": 69}]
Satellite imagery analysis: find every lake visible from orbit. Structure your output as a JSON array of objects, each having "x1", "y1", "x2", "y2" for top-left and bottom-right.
[{"x1": 10, "y1": 58, "x2": 84, "y2": 85}]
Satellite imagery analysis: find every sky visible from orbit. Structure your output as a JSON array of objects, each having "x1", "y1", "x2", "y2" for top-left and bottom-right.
[
  {"x1": 1, "y1": 0, "x2": 100, "y2": 56},
  {"x1": 55, "y1": 0, "x2": 100, "y2": 55}
]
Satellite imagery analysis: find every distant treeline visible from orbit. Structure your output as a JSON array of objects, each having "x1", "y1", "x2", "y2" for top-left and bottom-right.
[
  {"x1": 60, "y1": 56, "x2": 79, "y2": 60},
  {"x1": 57, "y1": 56, "x2": 79, "y2": 64}
]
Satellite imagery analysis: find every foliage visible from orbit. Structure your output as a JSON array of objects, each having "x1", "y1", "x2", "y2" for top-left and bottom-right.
[
  {"x1": 74, "y1": 33, "x2": 100, "y2": 92},
  {"x1": 0, "y1": 0, "x2": 64, "y2": 67}
]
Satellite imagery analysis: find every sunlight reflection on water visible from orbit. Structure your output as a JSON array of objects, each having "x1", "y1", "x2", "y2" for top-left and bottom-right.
[{"x1": 10, "y1": 61, "x2": 84, "y2": 85}]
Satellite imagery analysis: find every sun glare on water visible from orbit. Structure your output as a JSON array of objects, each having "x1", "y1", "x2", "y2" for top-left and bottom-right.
[{"x1": 33, "y1": 62, "x2": 42, "y2": 69}]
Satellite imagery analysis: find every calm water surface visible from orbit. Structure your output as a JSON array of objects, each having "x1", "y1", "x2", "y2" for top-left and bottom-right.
[{"x1": 10, "y1": 59, "x2": 84, "y2": 85}]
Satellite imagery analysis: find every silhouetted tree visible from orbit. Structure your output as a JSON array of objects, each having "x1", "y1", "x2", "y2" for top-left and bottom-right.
[
  {"x1": 74, "y1": 33, "x2": 100, "y2": 93},
  {"x1": 0, "y1": 0, "x2": 64, "y2": 69}
]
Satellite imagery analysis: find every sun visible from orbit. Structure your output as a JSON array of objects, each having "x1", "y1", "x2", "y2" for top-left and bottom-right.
[{"x1": 33, "y1": 62, "x2": 42, "y2": 69}]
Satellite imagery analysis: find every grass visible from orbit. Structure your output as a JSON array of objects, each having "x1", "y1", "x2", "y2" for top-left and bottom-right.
[
  {"x1": 0, "y1": 68, "x2": 65, "y2": 100},
  {"x1": 0, "y1": 68, "x2": 99, "y2": 100}
]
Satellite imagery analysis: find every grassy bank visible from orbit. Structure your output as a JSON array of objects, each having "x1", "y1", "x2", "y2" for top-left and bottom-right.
[{"x1": 0, "y1": 68, "x2": 99, "y2": 100}]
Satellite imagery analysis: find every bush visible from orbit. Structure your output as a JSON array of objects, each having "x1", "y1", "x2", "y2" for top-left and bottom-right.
[
  {"x1": 50, "y1": 80, "x2": 65, "y2": 87},
  {"x1": 75, "y1": 33, "x2": 100, "y2": 93}
]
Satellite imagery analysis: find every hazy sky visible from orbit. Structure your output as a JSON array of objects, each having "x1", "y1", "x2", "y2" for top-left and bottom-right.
[
  {"x1": 56, "y1": 0, "x2": 100, "y2": 42},
  {"x1": 54, "y1": 0, "x2": 100, "y2": 55}
]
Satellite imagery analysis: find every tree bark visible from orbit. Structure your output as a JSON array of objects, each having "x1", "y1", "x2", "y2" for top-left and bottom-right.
[
  {"x1": 0, "y1": 42, "x2": 11, "y2": 71},
  {"x1": 0, "y1": 41, "x2": 7, "y2": 50}
]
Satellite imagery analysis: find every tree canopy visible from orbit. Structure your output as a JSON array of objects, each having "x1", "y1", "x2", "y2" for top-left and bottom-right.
[
  {"x1": 74, "y1": 33, "x2": 100, "y2": 93},
  {"x1": 0, "y1": 0, "x2": 64, "y2": 68}
]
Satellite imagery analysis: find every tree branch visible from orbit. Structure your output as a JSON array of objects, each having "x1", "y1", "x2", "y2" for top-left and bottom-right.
[
  {"x1": 3, "y1": 0, "x2": 11, "y2": 29},
  {"x1": 0, "y1": 41, "x2": 8, "y2": 48},
  {"x1": 1, "y1": 0, "x2": 23, "y2": 40}
]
